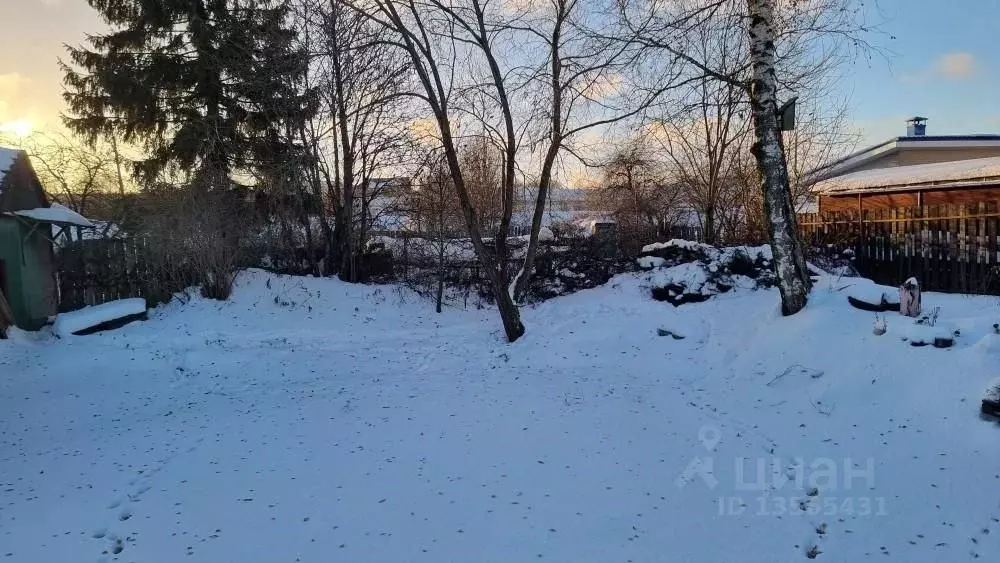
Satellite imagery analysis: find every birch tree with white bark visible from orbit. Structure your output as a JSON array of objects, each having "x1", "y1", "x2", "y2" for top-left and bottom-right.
[
  {"x1": 619, "y1": 0, "x2": 874, "y2": 315},
  {"x1": 746, "y1": 0, "x2": 809, "y2": 314}
]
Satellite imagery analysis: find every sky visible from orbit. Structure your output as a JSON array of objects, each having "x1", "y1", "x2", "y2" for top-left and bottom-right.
[
  {"x1": 847, "y1": 0, "x2": 1000, "y2": 145},
  {"x1": 0, "y1": 0, "x2": 998, "y2": 148}
]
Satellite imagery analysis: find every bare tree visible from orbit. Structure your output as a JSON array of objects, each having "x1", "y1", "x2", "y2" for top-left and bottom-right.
[
  {"x1": 337, "y1": 0, "x2": 526, "y2": 340},
  {"x1": 407, "y1": 154, "x2": 466, "y2": 311},
  {"x1": 652, "y1": 17, "x2": 749, "y2": 245},
  {"x1": 459, "y1": 137, "x2": 505, "y2": 235},
  {"x1": 589, "y1": 139, "x2": 685, "y2": 252},
  {"x1": 618, "y1": 0, "x2": 874, "y2": 315},
  {"x1": 293, "y1": 0, "x2": 415, "y2": 280},
  {"x1": 510, "y1": 0, "x2": 687, "y2": 299},
  {"x1": 19, "y1": 132, "x2": 130, "y2": 238}
]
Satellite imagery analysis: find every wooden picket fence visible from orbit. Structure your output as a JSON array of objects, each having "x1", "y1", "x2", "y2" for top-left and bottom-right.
[
  {"x1": 799, "y1": 202, "x2": 1000, "y2": 294},
  {"x1": 55, "y1": 237, "x2": 202, "y2": 312},
  {"x1": 56, "y1": 238, "x2": 149, "y2": 311}
]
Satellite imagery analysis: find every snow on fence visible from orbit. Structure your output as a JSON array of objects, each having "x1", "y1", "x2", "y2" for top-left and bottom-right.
[
  {"x1": 52, "y1": 298, "x2": 147, "y2": 337},
  {"x1": 799, "y1": 202, "x2": 1000, "y2": 294}
]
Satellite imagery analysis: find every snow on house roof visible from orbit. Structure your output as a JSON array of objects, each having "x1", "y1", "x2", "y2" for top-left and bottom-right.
[
  {"x1": 805, "y1": 135, "x2": 1000, "y2": 183},
  {"x1": 8, "y1": 203, "x2": 95, "y2": 227},
  {"x1": 0, "y1": 147, "x2": 21, "y2": 189},
  {"x1": 810, "y1": 156, "x2": 1000, "y2": 196}
]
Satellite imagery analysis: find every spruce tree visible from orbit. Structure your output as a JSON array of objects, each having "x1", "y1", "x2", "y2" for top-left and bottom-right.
[{"x1": 62, "y1": 0, "x2": 315, "y2": 190}]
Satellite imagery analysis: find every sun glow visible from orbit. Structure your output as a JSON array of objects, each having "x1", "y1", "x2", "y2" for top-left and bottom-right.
[{"x1": 0, "y1": 119, "x2": 34, "y2": 138}]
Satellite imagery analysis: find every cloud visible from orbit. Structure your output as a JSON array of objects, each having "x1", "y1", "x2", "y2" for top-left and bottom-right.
[
  {"x1": 0, "y1": 74, "x2": 30, "y2": 124},
  {"x1": 580, "y1": 73, "x2": 623, "y2": 101},
  {"x1": 407, "y1": 117, "x2": 442, "y2": 147},
  {"x1": 901, "y1": 52, "x2": 976, "y2": 84},
  {"x1": 933, "y1": 52, "x2": 975, "y2": 79},
  {"x1": 0, "y1": 73, "x2": 30, "y2": 96}
]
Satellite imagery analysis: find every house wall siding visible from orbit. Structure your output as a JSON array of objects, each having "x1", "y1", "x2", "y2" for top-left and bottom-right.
[
  {"x1": 0, "y1": 218, "x2": 28, "y2": 327},
  {"x1": 898, "y1": 147, "x2": 1000, "y2": 166},
  {"x1": 0, "y1": 155, "x2": 58, "y2": 329}
]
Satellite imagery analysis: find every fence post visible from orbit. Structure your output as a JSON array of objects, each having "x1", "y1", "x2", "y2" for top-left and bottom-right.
[{"x1": 402, "y1": 236, "x2": 409, "y2": 283}]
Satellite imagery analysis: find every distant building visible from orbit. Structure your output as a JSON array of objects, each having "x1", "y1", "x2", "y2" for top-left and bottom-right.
[
  {"x1": 809, "y1": 117, "x2": 1000, "y2": 212},
  {"x1": 512, "y1": 186, "x2": 595, "y2": 231}
]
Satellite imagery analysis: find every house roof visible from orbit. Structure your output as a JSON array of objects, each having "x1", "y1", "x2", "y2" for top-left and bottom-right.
[
  {"x1": 807, "y1": 135, "x2": 1000, "y2": 183},
  {"x1": 6, "y1": 203, "x2": 95, "y2": 228},
  {"x1": 0, "y1": 147, "x2": 22, "y2": 189},
  {"x1": 811, "y1": 156, "x2": 1000, "y2": 196}
]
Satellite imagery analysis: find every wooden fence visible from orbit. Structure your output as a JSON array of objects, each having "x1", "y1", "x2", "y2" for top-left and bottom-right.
[
  {"x1": 53, "y1": 222, "x2": 703, "y2": 312},
  {"x1": 799, "y1": 202, "x2": 1000, "y2": 294},
  {"x1": 56, "y1": 238, "x2": 149, "y2": 311},
  {"x1": 55, "y1": 237, "x2": 203, "y2": 312}
]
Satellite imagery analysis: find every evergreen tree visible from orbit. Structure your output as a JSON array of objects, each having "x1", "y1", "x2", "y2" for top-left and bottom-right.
[{"x1": 62, "y1": 0, "x2": 315, "y2": 189}]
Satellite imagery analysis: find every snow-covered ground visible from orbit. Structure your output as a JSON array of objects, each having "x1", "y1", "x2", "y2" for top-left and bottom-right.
[{"x1": 2, "y1": 269, "x2": 1000, "y2": 562}]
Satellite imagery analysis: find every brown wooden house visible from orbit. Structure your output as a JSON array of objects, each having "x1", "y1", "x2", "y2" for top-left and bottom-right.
[{"x1": 808, "y1": 118, "x2": 1000, "y2": 213}]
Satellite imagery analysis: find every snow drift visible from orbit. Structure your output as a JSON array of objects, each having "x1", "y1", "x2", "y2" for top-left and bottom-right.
[{"x1": 637, "y1": 239, "x2": 775, "y2": 305}]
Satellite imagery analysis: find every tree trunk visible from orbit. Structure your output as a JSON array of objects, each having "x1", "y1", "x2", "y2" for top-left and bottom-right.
[
  {"x1": 472, "y1": 0, "x2": 517, "y2": 280},
  {"x1": 300, "y1": 125, "x2": 335, "y2": 275},
  {"x1": 436, "y1": 204, "x2": 445, "y2": 314},
  {"x1": 703, "y1": 206, "x2": 716, "y2": 245},
  {"x1": 512, "y1": 8, "x2": 563, "y2": 301},
  {"x1": 374, "y1": 0, "x2": 525, "y2": 341},
  {"x1": 747, "y1": 0, "x2": 810, "y2": 315},
  {"x1": 438, "y1": 125, "x2": 525, "y2": 341},
  {"x1": 513, "y1": 141, "x2": 559, "y2": 300},
  {"x1": 331, "y1": 0, "x2": 356, "y2": 282}
]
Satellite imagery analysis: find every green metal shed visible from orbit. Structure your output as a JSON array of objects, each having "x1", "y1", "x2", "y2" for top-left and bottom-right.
[{"x1": 0, "y1": 148, "x2": 92, "y2": 331}]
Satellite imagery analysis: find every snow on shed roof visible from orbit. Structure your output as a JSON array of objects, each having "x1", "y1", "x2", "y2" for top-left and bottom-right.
[
  {"x1": 811, "y1": 156, "x2": 1000, "y2": 195},
  {"x1": 8, "y1": 203, "x2": 95, "y2": 228},
  {"x1": 0, "y1": 147, "x2": 22, "y2": 188}
]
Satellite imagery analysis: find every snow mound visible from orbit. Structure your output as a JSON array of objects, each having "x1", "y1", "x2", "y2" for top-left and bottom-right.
[
  {"x1": 636, "y1": 256, "x2": 666, "y2": 269},
  {"x1": 982, "y1": 377, "x2": 1000, "y2": 417},
  {"x1": 53, "y1": 298, "x2": 147, "y2": 337},
  {"x1": 846, "y1": 280, "x2": 900, "y2": 305},
  {"x1": 845, "y1": 280, "x2": 901, "y2": 311},
  {"x1": 637, "y1": 239, "x2": 774, "y2": 306},
  {"x1": 900, "y1": 322, "x2": 957, "y2": 347},
  {"x1": 985, "y1": 378, "x2": 1000, "y2": 403}
]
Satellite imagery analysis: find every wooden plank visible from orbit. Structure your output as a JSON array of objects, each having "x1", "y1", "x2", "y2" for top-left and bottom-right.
[
  {"x1": 928, "y1": 205, "x2": 939, "y2": 291},
  {"x1": 952, "y1": 204, "x2": 962, "y2": 293}
]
